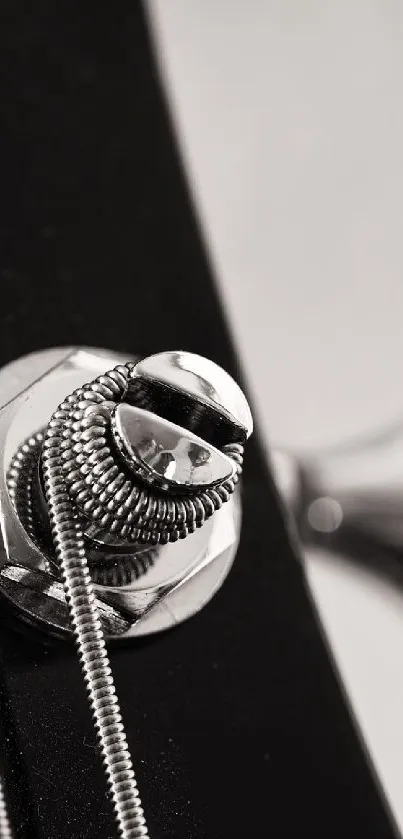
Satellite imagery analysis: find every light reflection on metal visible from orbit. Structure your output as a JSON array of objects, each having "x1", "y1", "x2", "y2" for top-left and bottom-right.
[
  {"x1": 0, "y1": 346, "x2": 252, "y2": 839},
  {"x1": 0, "y1": 347, "x2": 248, "y2": 639},
  {"x1": 112, "y1": 402, "x2": 235, "y2": 491},
  {"x1": 129, "y1": 350, "x2": 253, "y2": 443},
  {"x1": 272, "y1": 424, "x2": 403, "y2": 585},
  {"x1": 307, "y1": 497, "x2": 343, "y2": 534}
]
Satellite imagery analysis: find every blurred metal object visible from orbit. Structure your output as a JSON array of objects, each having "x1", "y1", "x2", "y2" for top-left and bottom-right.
[{"x1": 272, "y1": 424, "x2": 403, "y2": 581}]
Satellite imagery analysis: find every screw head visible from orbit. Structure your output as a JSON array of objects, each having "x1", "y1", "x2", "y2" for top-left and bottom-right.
[
  {"x1": 112, "y1": 350, "x2": 252, "y2": 493},
  {"x1": 112, "y1": 402, "x2": 236, "y2": 492},
  {"x1": 128, "y1": 350, "x2": 253, "y2": 446}
]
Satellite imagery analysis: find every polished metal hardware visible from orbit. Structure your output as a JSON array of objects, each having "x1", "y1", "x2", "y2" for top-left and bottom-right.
[{"x1": 0, "y1": 346, "x2": 252, "y2": 839}]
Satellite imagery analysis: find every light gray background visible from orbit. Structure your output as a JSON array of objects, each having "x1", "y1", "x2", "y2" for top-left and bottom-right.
[{"x1": 149, "y1": 1, "x2": 403, "y2": 831}]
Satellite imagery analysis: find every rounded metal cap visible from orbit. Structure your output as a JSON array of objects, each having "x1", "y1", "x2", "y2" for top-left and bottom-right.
[
  {"x1": 131, "y1": 351, "x2": 253, "y2": 442},
  {"x1": 112, "y1": 402, "x2": 235, "y2": 492}
]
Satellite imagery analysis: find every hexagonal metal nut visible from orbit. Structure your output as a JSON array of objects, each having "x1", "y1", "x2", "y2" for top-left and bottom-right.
[{"x1": 0, "y1": 347, "x2": 242, "y2": 640}]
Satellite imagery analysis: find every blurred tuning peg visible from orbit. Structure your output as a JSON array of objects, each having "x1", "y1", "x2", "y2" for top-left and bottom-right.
[{"x1": 271, "y1": 421, "x2": 403, "y2": 584}]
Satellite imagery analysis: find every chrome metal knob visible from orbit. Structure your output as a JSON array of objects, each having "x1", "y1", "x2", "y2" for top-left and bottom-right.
[
  {"x1": 112, "y1": 402, "x2": 236, "y2": 492},
  {"x1": 0, "y1": 346, "x2": 252, "y2": 639},
  {"x1": 129, "y1": 350, "x2": 253, "y2": 445},
  {"x1": 53, "y1": 351, "x2": 250, "y2": 549},
  {"x1": 113, "y1": 350, "x2": 252, "y2": 493},
  {"x1": 0, "y1": 346, "x2": 253, "y2": 839},
  {"x1": 112, "y1": 350, "x2": 252, "y2": 494}
]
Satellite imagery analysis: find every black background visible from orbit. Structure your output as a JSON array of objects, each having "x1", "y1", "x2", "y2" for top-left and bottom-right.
[{"x1": 0, "y1": 4, "x2": 397, "y2": 838}]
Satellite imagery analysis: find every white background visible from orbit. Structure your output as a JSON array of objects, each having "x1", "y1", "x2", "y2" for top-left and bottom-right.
[{"x1": 149, "y1": 1, "x2": 403, "y2": 832}]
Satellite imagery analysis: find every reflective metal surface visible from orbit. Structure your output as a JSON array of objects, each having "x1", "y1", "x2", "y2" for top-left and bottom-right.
[
  {"x1": 0, "y1": 346, "x2": 252, "y2": 839},
  {"x1": 0, "y1": 347, "x2": 245, "y2": 639},
  {"x1": 130, "y1": 350, "x2": 253, "y2": 441},
  {"x1": 112, "y1": 402, "x2": 235, "y2": 490}
]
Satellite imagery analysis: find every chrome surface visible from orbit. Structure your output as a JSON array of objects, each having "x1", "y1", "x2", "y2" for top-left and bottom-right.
[
  {"x1": 0, "y1": 345, "x2": 251, "y2": 839},
  {"x1": 130, "y1": 350, "x2": 253, "y2": 441},
  {"x1": 0, "y1": 347, "x2": 245, "y2": 638},
  {"x1": 112, "y1": 402, "x2": 235, "y2": 490}
]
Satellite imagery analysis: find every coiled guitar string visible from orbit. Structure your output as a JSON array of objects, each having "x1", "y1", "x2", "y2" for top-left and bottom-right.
[
  {"x1": 39, "y1": 362, "x2": 243, "y2": 838},
  {"x1": 0, "y1": 777, "x2": 13, "y2": 839}
]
